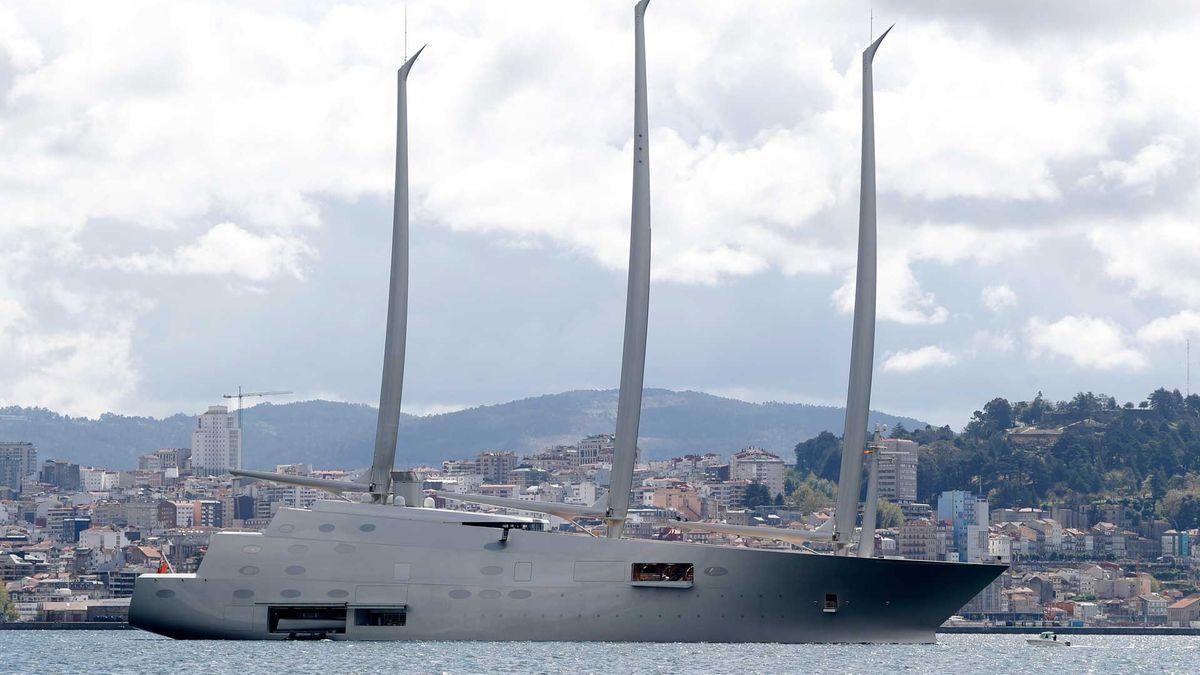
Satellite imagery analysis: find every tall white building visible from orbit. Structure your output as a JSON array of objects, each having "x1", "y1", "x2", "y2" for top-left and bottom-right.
[
  {"x1": 0, "y1": 442, "x2": 37, "y2": 494},
  {"x1": 191, "y1": 405, "x2": 242, "y2": 475},
  {"x1": 875, "y1": 438, "x2": 918, "y2": 503},
  {"x1": 729, "y1": 447, "x2": 786, "y2": 498}
]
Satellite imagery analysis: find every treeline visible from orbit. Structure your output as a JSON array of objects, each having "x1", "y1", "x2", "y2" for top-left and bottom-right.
[{"x1": 794, "y1": 388, "x2": 1200, "y2": 528}]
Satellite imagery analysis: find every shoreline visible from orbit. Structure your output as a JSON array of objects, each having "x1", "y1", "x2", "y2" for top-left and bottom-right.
[
  {"x1": 940, "y1": 626, "x2": 1200, "y2": 636},
  {"x1": 3, "y1": 622, "x2": 1199, "y2": 636}
]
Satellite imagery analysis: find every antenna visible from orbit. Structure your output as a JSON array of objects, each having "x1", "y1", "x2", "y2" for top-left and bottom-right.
[
  {"x1": 1188, "y1": 339, "x2": 1191, "y2": 397},
  {"x1": 404, "y1": 3, "x2": 408, "y2": 60},
  {"x1": 870, "y1": 9, "x2": 874, "y2": 42}
]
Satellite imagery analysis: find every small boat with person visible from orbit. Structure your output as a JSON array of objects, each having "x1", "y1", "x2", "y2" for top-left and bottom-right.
[{"x1": 1027, "y1": 631, "x2": 1070, "y2": 647}]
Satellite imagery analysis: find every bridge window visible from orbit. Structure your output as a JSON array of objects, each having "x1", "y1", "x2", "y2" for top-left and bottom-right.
[
  {"x1": 824, "y1": 593, "x2": 838, "y2": 613},
  {"x1": 355, "y1": 608, "x2": 407, "y2": 626},
  {"x1": 631, "y1": 562, "x2": 694, "y2": 583}
]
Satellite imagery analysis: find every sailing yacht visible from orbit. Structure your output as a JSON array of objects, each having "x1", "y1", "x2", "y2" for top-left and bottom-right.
[{"x1": 129, "y1": 2, "x2": 1004, "y2": 642}]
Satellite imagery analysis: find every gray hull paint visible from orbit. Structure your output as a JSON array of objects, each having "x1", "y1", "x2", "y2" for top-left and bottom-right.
[{"x1": 130, "y1": 502, "x2": 1004, "y2": 643}]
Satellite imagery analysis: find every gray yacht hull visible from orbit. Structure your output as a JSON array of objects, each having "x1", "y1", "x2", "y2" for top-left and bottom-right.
[{"x1": 130, "y1": 501, "x2": 1004, "y2": 643}]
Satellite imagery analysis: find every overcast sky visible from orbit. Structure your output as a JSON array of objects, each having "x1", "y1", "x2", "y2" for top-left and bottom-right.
[{"x1": 3, "y1": 1, "x2": 1200, "y2": 427}]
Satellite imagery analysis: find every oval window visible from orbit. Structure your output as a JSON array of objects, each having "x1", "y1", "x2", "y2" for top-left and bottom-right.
[
  {"x1": 334, "y1": 544, "x2": 356, "y2": 554},
  {"x1": 480, "y1": 590, "x2": 502, "y2": 599},
  {"x1": 287, "y1": 544, "x2": 308, "y2": 555},
  {"x1": 280, "y1": 589, "x2": 302, "y2": 599},
  {"x1": 241, "y1": 545, "x2": 262, "y2": 554},
  {"x1": 233, "y1": 589, "x2": 255, "y2": 599},
  {"x1": 327, "y1": 589, "x2": 349, "y2": 599},
  {"x1": 508, "y1": 590, "x2": 532, "y2": 599},
  {"x1": 285, "y1": 565, "x2": 306, "y2": 576},
  {"x1": 277, "y1": 524, "x2": 295, "y2": 534},
  {"x1": 319, "y1": 524, "x2": 336, "y2": 533},
  {"x1": 359, "y1": 523, "x2": 377, "y2": 533},
  {"x1": 480, "y1": 566, "x2": 503, "y2": 576},
  {"x1": 154, "y1": 589, "x2": 175, "y2": 599},
  {"x1": 239, "y1": 566, "x2": 260, "y2": 576},
  {"x1": 704, "y1": 566, "x2": 729, "y2": 577},
  {"x1": 448, "y1": 589, "x2": 471, "y2": 599}
]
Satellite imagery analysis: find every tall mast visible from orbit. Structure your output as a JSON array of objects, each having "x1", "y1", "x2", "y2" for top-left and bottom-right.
[
  {"x1": 606, "y1": 0, "x2": 652, "y2": 538},
  {"x1": 367, "y1": 46, "x2": 425, "y2": 503},
  {"x1": 833, "y1": 26, "x2": 891, "y2": 550}
]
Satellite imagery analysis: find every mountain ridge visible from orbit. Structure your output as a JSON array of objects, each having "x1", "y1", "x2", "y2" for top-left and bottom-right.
[{"x1": 0, "y1": 389, "x2": 926, "y2": 470}]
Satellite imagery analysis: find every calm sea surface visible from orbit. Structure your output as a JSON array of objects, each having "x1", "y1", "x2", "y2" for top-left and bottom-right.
[{"x1": 0, "y1": 632, "x2": 1196, "y2": 674}]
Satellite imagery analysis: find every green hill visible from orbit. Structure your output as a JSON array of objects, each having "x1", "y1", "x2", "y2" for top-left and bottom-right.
[{"x1": 0, "y1": 389, "x2": 924, "y2": 470}]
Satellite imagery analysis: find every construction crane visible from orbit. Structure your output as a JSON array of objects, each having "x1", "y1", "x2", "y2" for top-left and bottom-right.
[{"x1": 222, "y1": 387, "x2": 292, "y2": 433}]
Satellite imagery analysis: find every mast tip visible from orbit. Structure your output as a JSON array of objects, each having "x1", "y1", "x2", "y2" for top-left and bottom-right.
[{"x1": 399, "y1": 43, "x2": 427, "y2": 76}]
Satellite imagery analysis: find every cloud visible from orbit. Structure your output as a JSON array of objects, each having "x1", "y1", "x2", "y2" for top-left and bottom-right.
[
  {"x1": 883, "y1": 345, "x2": 958, "y2": 373},
  {"x1": 1027, "y1": 315, "x2": 1146, "y2": 371},
  {"x1": 1089, "y1": 220, "x2": 1200, "y2": 304},
  {"x1": 1137, "y1": 311, "x2": 1200, "y2": 344},
  {"x1": 981, "y1": 284, "x2": 1017, "y2": 312},
  {"x1": 97, "y1": 222, "x2": 317, "y2": 282},
  {"x1": 1083, "y1": 136, "x2": 1184, "y2": 195}
]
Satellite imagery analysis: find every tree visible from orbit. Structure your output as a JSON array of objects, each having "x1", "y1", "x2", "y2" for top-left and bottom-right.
[
  {"x1": 743, "y1": 482, "x2": 772, "y2": 508},
  {"x1": 772, "y1": 493, "x2": 785, "y2": 507},
  {"x1": 1148, "y1": 388, "x2": 1184, "y2": 418},
  {"x1": 876, "y1": 500, "x2": 904, "y2": 529},
  {"x1": 0, "y1": 584, "x2": 16, "y2": 622},
  {"x1": 793, "y1": 431, "x2": 842, "y2": 481}
]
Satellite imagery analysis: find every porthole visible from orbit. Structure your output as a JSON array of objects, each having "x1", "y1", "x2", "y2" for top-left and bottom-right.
[
  {"x1": 704, "y1": 566, "x2": 728, "y2": 577},
  {"x1": 327, "y1": 589, "x2": 349, "y2": 599},
  {"x1": 280, "y1": 589, "x2": 302, "y2": 598},
  {"x1": 241, "y1": 545, "x2": 262, "y2": 554},
  {"x1": 287, "y1": 544, "x2": 308, "y2": 555},
  {"x1": 277, "y1": 524, "x2": 295, "y2": 534},
  {"x1": 480, "y1": 590, "x2": 501, "y2": 599},
  {"x1": 334, "y1": 544, "x2": 356, "y2": 554},
  {"x1": 239, "y1": 566, "x2": 260, "y2": 576},
  {"x1": 285, "y1": 565, "x2": 306, "y2": 576},
  {"x1": 448, "y1": 589, "x2": 471, "y2": 599},
  {"x1": 154, "y1": 589, "x2": 175, "y2": 599},
  {"x1": 508, "y1": 590, "x2": 532, "y2": 600},
  {"x1": 359, "y1": 523, "x2": 376, "y2": 533},
  {"x1": 233, "y1": 589, "x2": 254, "y2": 599},
  {"x1": 480, "y1": 566, "x2": 503, "y2": 576},
  {"x1": 319, "y1": 524, "x2": 335, "y2": 533}
]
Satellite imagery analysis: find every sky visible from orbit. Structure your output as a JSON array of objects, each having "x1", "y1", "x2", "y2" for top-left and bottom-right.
[{"x1": 3, "y1": 0, "x2": 1200, "y2": 428}]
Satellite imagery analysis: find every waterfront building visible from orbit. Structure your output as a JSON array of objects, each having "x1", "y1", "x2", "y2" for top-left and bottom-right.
[
  {"x1": 0, "y1": 442, "x2": 37, "y2": 494},
  {"x1": 578, "y1": 434, "x2": 614, "y2": 465},
  {"x1": 40, "y1": 460, "x2": 81, "y2": 491},
  {"x1": 190, "y1": 406, "x2": 241, "y2": 475},
  {"x1": 476, "y1": 451, "x2": 518, "y2": 483},
  {"x1": 138, "y1": 448, "x2": 191, "y2": 473},
  {"x1": 875, "y1": 438, "x2": 918, "y2": 503},
  {"x1": 898, "y1": 517, "x2": 936, "y2": 560},
  {"x1": 1162, "y1": 529, "x2": 1191, "y2": 557},
  {"x1": 729, "y1": 447, "x2": 786, "y2": 498},
  {"x1": 937, "y1": 490, "x2": 989, "y2": 562}
]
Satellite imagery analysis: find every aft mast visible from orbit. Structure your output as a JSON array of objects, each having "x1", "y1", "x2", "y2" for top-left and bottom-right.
[
  {"x1": 832, "y1": 26, "x2": 891, "y2": 552},
  {"x1": 606, "y1": 0, "x2": 653, "y2": 539},
  {"x1": 367, "y1": 46, "x2": 425, "y2": 504}
]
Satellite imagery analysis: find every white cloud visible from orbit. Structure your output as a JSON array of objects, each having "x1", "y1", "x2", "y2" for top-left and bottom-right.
[
  {"x1": 98, "y1": 222, "x2": 317, "y2": 282},
  {"x1": 1085, "y1": 136, "x2": 1184, "y2": 195},
  {"x1": 1137, "y1": 310, "x2": 1200, "y2": 344},
  {"x1": 1027, "y1": 315, "x2": 1146, "y2": 371},
  {"x1": 1089, "y1": 220, "x2": 1200, "y2": 304},
  {"x1": 981, "y1": 284, "x2": 1017, "y2": 312},
  {"x1": 882, "y1": 345, "x2": 958, "y2": 373}
]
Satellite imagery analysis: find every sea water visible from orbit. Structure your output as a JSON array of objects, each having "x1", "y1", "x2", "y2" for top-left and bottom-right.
[{"x1": 0, "y1": 632, "x2": 1195, "y2": 674}]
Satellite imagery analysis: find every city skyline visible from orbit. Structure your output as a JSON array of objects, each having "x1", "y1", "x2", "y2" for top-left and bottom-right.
[{"x1": 4, "y1": 1, "x2": 1200, "y2": 428}]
